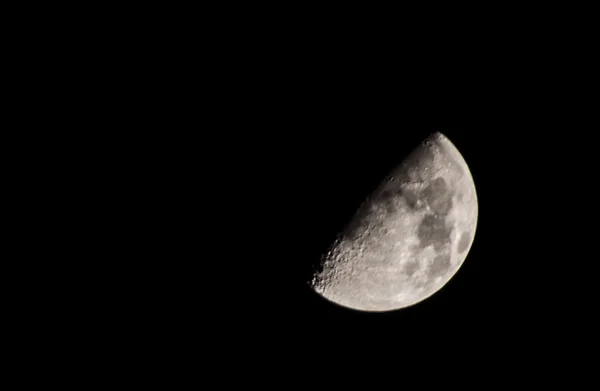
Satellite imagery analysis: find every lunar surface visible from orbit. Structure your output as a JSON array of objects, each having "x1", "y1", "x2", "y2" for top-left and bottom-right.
[{"x1": 310, "y1": 132, "x2": 478, "y2": 312}]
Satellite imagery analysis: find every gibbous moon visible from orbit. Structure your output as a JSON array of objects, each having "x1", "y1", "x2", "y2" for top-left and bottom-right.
[{"x1": 310, "y1": 132, "x2": 478, "y2": 312}]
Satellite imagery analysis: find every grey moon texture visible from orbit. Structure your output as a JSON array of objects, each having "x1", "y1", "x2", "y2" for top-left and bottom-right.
[{"x1": 310, "y1": 132, "x2": 478, "y2": 312}]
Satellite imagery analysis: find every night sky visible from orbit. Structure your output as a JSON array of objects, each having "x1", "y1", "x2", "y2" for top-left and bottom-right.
[
  {"x1": 136, "y1": 37, "x2": 597, "y2": 375},
  {"x1": 20, "y1": 5, "x2": 599, "y2": 383},
  {"x1": 215, "y1": 99, "x2": 597, "y2": 367}
]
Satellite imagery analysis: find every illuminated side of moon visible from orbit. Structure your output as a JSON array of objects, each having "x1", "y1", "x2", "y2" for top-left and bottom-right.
[{"x1": 310, "y1": 132, "x2": 478, "y2": 312}]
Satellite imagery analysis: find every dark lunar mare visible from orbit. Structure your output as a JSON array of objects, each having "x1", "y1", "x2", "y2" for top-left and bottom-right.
[
  {"x1": 429, "y1": 253, "x2": 451, "y2": 278},
  {"x1": 425, "y1": 177, "x2": 453, "y2": 215},
  {"x1": 417, "y1": 176, "x2": 456, "y2": 251},
  {"x1": 418, "y1": 214, "x2": 453, "y2": 250},
  {"x1": 457, "y1": 232, "x2": 471, "y2": 253}
]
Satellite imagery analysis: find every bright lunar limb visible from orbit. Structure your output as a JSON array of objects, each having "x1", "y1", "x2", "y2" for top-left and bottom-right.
[{"x1": 310, "y1": 132, "x2": 478, "y2": 312}]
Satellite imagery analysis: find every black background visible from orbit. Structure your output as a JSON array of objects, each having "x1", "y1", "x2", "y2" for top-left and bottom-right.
[
  {"x1": 44, "y1": 12, "x2": 597, "y2": 379},
  {"x1": 189, "y1": 88, "x2": 597, "y2": 371},
  {"x1": 9, "y1": 3, "x2": 600, "y2": 385},
  {"x1": 147, "y1": 42, "x2": 598, "y2": 376}
]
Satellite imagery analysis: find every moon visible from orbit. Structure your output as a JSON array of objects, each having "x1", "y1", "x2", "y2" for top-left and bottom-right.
[{"x1": 310, "y1": 132, "x2": 478, "y2": 312}]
